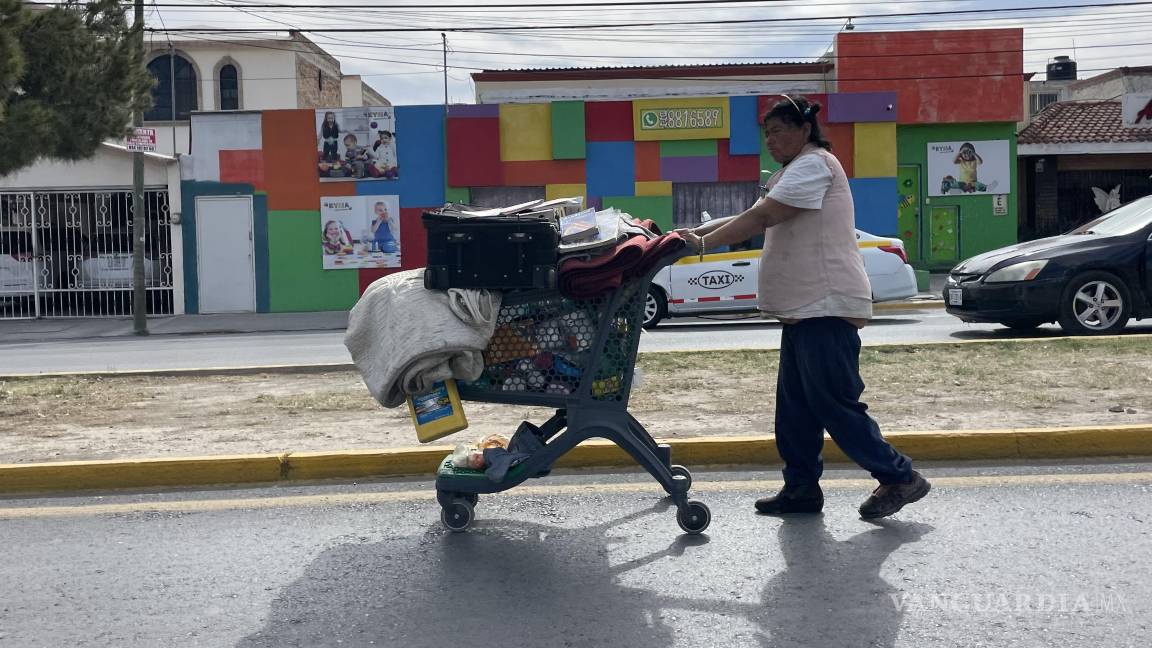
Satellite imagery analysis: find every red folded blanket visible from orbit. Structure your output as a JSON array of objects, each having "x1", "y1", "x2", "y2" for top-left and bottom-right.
[{"x1": 558, "y1": 231, "x2": 685, "y2": 299}]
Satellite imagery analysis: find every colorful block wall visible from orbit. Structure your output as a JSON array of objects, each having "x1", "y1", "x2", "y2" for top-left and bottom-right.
[
  {"x1": 445, "y1": 93, "x2": 906, "y2": 236},
  {"x1": 184, "y1": 72, "x2": 1019, "y2": 312},
  {"x1": 183, "y1": 105, "x2": 446, "y2": 313}
]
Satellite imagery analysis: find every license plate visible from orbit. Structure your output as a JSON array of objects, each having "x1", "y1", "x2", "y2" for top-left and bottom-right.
[
  {"x1": 107, "y1": 256, "x2": 129, "y2": 270},
  {"x1": 948, "y1": 289, "x2": 963, "y2": 306}
]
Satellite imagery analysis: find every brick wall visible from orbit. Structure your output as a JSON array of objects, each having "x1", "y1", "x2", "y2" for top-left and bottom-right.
[{"x1": 296, "y1": 57, "x2": 343, "y2": 109}]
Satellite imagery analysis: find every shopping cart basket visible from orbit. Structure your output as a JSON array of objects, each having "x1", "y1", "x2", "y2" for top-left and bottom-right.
[{"x1": 434, "y1": 248, "x2": 711, "y2": 535}]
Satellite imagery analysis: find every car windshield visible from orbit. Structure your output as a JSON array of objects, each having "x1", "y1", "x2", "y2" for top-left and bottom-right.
[{"x1": 1069, "y1": 195, "x2": 1152, "y2": 236}]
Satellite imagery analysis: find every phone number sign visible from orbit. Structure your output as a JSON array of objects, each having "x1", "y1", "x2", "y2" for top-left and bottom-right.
[{"x1": 633, "y1": 98, "x2": 730, "y2": 141}]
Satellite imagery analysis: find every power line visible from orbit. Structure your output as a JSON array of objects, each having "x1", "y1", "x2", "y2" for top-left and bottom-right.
[
  {"x1": 141, "y1": 2, "x2": 1152, "y2": 33},
  {"x1": 69, "y1": 0, "x2": 1016, "y2": 10},
  {"x1": 159, "y1": 35, "x2": 1131, "y2": 82}
]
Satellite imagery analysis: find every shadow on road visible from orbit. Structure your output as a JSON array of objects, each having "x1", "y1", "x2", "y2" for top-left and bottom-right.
[{"x1": 238, "y1": 502, "x2": 932, "y2": 648}]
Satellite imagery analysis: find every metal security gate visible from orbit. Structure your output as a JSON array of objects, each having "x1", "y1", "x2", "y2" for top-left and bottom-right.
[
  {"x1": 672, "y1": 181, "x2": 760, "y2": 229},
  {"x1": 0, "y1": 190, "x2": 174, "y2": 319}
]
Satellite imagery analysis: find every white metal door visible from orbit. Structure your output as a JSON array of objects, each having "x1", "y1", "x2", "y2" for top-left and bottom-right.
[{"x1": 196, "y1": 196, "x2": 255, "y2": 313}]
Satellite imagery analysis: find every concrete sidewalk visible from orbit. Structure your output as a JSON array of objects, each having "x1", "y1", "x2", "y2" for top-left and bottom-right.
[
  {"x1": 0, "y1": 310, "x2": 350, "y2": 344},
  {"x1": 0, "y1": 296, "x2": 944, "y2": 345}
]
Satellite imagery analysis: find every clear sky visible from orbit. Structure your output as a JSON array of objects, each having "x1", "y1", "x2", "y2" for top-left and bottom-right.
[{"x1": 145, "y1": 0, "x2": 1152, "y2": 104}]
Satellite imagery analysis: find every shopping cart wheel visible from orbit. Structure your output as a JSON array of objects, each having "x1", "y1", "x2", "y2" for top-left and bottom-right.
[
  {"x1": 670, "y1": 465, "x2": 692, "y2": 491},
  {"x1": 441, "y1": 499, "x2": 475, "y2": 533},
  {"x1": 676, "y1": 500, "x2": 711, "y2": 535}
]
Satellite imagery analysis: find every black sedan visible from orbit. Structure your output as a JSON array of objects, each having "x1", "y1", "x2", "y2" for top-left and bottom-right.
[{"x1": 945, "y1": 195, "x2": 1152, "y2": 335}]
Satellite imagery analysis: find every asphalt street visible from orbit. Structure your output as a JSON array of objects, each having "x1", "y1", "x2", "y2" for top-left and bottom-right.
[
  {"x1": 1, "y1": 460, "x2": 1150, "y2": 647},
  {"x1": 4, "y1": 308, "x2": 1151, "y2": 374}
]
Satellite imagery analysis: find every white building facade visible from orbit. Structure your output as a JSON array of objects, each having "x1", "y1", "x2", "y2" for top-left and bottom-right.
[{"x1": 0, "y1": 31, "x2": 387, "y2": 319}]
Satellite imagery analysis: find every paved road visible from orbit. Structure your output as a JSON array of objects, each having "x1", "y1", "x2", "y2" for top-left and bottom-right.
[
  {"x1": 2, "y1": 308, "x2": 1151, "y2": 374},
  {"x1": 1, "y1": 461, "x2": 1149, "y2": 647}
]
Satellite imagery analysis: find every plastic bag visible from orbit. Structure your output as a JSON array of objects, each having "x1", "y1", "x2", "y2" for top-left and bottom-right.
[{"x1": 450, "y1": 443, "x2": 486, "y2": 470}]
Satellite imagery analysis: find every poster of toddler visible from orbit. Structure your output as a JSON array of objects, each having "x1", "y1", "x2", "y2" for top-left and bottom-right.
[{"x1": 320, "y1": 195, "x2": 401, "y2": 269}]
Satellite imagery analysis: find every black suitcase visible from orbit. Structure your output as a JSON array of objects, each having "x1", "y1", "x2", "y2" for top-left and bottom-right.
[{"x1": 422, "y1": 210, "x2": 559, "y2": 290}]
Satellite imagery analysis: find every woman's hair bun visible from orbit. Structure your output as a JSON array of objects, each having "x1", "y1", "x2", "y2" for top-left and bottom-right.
[{"x1": 807, "y1": 103, "x2": 822, "y2": 117}]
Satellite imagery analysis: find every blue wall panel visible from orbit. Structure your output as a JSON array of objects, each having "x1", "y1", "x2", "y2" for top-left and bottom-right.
[
  {"x1": 728, "y1": 95, "x2": 761, "y2": 156},
  {"x1": 849, "y1": 177, "x2": 898, "y2": 236},
  {"x1": 586, "y1": 141, "x2": 635, "y2": 198}
]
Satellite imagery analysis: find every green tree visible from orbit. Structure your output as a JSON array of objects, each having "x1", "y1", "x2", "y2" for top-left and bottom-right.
[{"x1": 0, "y1": 0, "x2": 153, "y2": 176}]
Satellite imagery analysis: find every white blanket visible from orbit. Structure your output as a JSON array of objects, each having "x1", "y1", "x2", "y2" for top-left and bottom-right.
[{"x1": 344, "y1": 269, "x2": 502, "y2": 408}]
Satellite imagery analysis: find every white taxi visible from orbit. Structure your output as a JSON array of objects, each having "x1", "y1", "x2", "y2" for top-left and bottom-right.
[{"x1": 644, "y1": 230, "x2": 918, "y2": 328}]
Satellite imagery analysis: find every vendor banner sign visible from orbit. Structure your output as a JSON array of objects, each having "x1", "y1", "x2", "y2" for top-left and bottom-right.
[
  {"x1": 927, "y1": 140, "x2": 1011, "y2": 196},
  {"x1": 320, "y1": 195, "x2": 401, "y2": 269},
  {"x1": 316, "y1": 107, "x2": 398, "y2": 181},
  {"x1": 633, "y1": 97, "x2": 730, "y2": 141}
]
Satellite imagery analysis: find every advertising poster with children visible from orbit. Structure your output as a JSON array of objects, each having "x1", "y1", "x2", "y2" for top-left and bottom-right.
[
  {"x1": 315, "y1": 107, "x2": 398, "y2": 182},
  {"x1": 927, "y1": 140, "x2": 1010, "y2": 197},
  {"x1": 320, "y1": 195, "x2": 401, "y2": 269}
]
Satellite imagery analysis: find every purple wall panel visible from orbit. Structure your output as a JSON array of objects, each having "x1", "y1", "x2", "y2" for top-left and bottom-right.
[
  {"x1": 447, "y1": 104, "x2": 500, "y2": 118},
  {"x1": 827, "y1": 92, "x2": 899, "y2": 123},
  {"x1": 660, "y1": 156, "x2": 718, "y2": 182}
]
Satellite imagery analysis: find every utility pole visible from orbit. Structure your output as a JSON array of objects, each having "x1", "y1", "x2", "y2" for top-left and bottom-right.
[
  {"x1": 442, "y1": 32, "x2": 448, "y2": 107},
  {"x1": 132, "y1": 0, "x2": 148, "y2": 335}
]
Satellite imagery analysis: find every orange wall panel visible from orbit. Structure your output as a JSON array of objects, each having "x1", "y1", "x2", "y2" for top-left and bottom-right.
[
  {"x1": 502, "y1": 159, "x2": 586, "y2": 186},
  {"x1": 836, "y1": 29, "x2": 1024, "y2": 124},
  {"x1": 262, "y1": 110, "x2": 323, "y2": 211},
  {"x1": 823, "y1": 123, "x2": 855, "y2": 178},
  {"x1": 635, "y1": 141, "x2": 661, "y2": 181}
]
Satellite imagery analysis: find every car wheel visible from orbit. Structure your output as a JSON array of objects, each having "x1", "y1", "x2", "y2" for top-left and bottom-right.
[
  {"x1": 642, "y1": 286, "x2": 667, "y2": 329},
  {"x1": 999, "y1": 320, "x2": 1045, "y2": 331},
  {"x1": 1057, "y1": 271, "x2": 1131, "y2": 335}
]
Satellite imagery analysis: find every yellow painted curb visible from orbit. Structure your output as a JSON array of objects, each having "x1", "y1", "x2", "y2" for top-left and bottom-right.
[
  {"x1": 0, "y1": 454, "x2": 284, "y2": 493},
  {"x1": 2, "y1": 424, "x2": 1152, "y2": 495},
  {"x1": 874, "y1": 301, "x2": 945, "y2": 311}
]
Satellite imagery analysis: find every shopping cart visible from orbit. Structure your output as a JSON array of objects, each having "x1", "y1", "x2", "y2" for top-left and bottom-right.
[{"x1": 434, "y1": 248, "x2": 711, "y2": 535}]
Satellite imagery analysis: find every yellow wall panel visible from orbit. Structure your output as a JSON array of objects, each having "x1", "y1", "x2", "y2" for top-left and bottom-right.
[
  {"x1": 635, "y1": 181, "x2": 673, "y2": 196},
  {"x1": 853, "y1": 122, "x2": 897, "y2": 178},
  {"x1": 500, "y1": 103, "x2": 553, "y2": 162},
  {"x1": 546, "y1": 183, "x2": 587, "y2": 203}
]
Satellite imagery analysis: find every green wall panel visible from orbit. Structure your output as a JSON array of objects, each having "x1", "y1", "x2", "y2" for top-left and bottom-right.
[
  {"x1": 760, "y1": 135, "x2": 782, "y2": 179},
  {"x1": 602, "y1": 195, "x2": 674, "y2": 233},
  {"x1": 268, "y1": 210, "x2": 360, "y2": 312},
  {"x1": 445, "y1": 186, "x2": 470, "y2": 204},
  {"x1": 896, "y1": 122, "x2": 1018, "y2": 268},
  {"x1": 551, "y1": 101, "x2": 586, "y2": 160},
  {"x1": 661, "y1": 139, "x2": 717, "y2": 157}
]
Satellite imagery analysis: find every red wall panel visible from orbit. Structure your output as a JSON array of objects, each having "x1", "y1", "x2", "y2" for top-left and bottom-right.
[
  {"x1": 585, "y1": 100, "x2": 635, "y2": 141},
  {"x1": 218, "y1": 150, "x2": 266, "y2": 190},
  {"x1": 446, "y1": 117, "x2": 504, "y2": 186},
  {"x1": 716, "y1": 140, "x2": 760, "y2": 182},
  {"x1": 358, "y1": 207, "x2": 429, "y2": 294},
  {"x1": 836, "y1": 29, "x2": 1024, "y2": 124}
]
